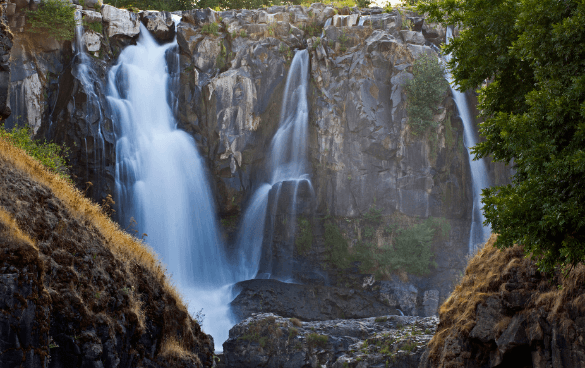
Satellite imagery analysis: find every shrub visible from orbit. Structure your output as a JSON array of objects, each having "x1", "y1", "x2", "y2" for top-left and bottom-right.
[
  {"x1": 404, "y1": 53, "x2": 449, "y2": 134},
  {"x1": 0, "y1": 124, "x2": 70, "y2": 180},
  {"x1": 324, "y1": 221, "x2": 351, "y2": 269},
  {"x1": 27, "y1": 0, "x2": 76, "y2": 41},
  {"x1": 201, "y1": 22, "x2": 220, "y2": 36},
  {"x1": 295, "y1": 216, "x2": 313, "y2": 254},
  {"x1": 306, "y1": 333, "x2": 328, "y2": 349}
]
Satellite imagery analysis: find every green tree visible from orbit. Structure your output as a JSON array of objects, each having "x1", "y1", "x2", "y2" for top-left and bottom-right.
[
  {"x1": 419, "y1": 0, "x2": 585, "y2": 275},
  {"x1": 404, "y1": 53, "x2": 449, "y2": 134},
  {"x1": 27, "y1": 0, "x2": 76, "y2": 41}
]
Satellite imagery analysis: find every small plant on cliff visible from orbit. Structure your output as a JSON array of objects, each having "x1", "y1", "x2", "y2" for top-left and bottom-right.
[
  {"x1": 295, "y1": 217, "x2": 313, "y2": 254},
  {"x1": 202, "y1": 22, "x2": 220, "y2": 36},
  {"x1": 324, "y1": 220, "x2": 351, "y2": 269},
  {"x1": 0, "y1": 124, "x2": 70, "y2": 180},
  {"x1": 27, "y1": 0, "x2": 76, "y2": 41},
  {"x1": 404, "y1": 53, "x2": 449, "y2": 135},
  {"x1": 306, "y1": 333, "x2": 328, "y2": 349}
]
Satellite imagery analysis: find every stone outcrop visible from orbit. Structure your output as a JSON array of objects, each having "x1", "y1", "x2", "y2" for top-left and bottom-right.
[
  {"x1": 222, "y1": 313, "x2": 438, "y2": 368},
  {"x1": 0, "y1": 139, "x2": 214, "y2": 367},
  {"x1": 230, "y1": 279, "x2": 399, "y2": 322},
  {"x1": 419, "y1": 235, "x2": 585, "y2": 368}
]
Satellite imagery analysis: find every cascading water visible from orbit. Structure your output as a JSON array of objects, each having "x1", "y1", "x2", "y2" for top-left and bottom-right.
[
  {"x1": 71, "y1": 9, "x2": 106, "y2": 195},
  {"x1": 234, "y1": 49, "x2": 311, "y2": 282},
  {"x1": 444, "y1": 27, "x2": 492, "y2": 253},
  {"x1": 108, "y1": 23, "x2": 234, "y2": 351}
]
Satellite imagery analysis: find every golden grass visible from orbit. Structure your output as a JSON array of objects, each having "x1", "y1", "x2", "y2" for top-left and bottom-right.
[
  {"x1": 427, "y1": 233, "x2": 585, "y2": 366},
  {"x1": 0, "y1": 207, "x2": 37, "y2": 249},
  {"x1": 0, "y1": 136, "x2": 188, "y2": 314},
  {"x1": 160, "y1": 337, "x2": 199, "y2": 364}
]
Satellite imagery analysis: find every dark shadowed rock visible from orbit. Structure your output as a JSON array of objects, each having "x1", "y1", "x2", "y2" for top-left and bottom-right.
[{"x1": 230, "y1": 279, "x2": 398, "y2": 322}]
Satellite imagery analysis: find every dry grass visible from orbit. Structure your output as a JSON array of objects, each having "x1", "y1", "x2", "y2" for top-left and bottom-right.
[
  {"x1": 427, "y1": 233, "x2": 585, "y2": 366},
  {"x1": 160, "y1": 337, "x2": 199, "y2": 364},
  {"x1": 290, "y1": 317, "x2": 302, "y2": 327},
  {"x1": 0, "y1": 136, "x2": 189, "y2": 315},
  {"x1": 0, "y1": 207, "x2": 37, "y2": 249}
]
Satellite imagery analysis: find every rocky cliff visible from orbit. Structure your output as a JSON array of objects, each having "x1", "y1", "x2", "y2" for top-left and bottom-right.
[
  {"x1": 419, "y1": 235, "x2": 585, "y2": 368},
  {"x1": 0, "y1": 1, "x2": 505, "y2": 320},
  {"x1": 0, "y1": 139, "x2": 213, "y2": 367}
]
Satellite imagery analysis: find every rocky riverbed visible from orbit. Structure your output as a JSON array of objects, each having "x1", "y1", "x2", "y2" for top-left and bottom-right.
[{"x1": 221, "y1": 313, "x2": 438, "y2": 368}]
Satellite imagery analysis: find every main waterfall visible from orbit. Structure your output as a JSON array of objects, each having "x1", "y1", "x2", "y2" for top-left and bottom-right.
[
  {"x1": 108, "y1": 24, "x2": 233, "y2": 350},
  {"x1": 444, "y1": 28, "x2": 492, "y2": 253}
]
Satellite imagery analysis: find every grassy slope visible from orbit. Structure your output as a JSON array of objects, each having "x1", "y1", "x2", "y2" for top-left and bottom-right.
[
  {"x1": 0, "y1": 136, "x2": 213, "y2": 366},
  {"x1": 425, "y1": 234, "x2": 585, "y2": 366}
]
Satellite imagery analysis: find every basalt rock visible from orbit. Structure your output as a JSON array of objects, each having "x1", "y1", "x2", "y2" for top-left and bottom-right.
[
  {"x1": 230, "y1": 279, "x2": 399, "y2": 322},
  {"x1": 0, "y1": 140, "x2": 213, "y2": 367},
  {"x1": 419, "y1": 236, "x2": 585, "y2": 368},
  {"x1": 222, "y1": 313, "x2": 438, "y2": 368}
]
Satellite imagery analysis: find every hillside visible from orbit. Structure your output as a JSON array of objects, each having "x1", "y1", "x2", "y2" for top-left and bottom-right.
[
  {"x1": 0, "y1": 137, "x2": 213, "y2": 367},
  {"x1": 419, "y1": 235, "x2": 585, "y2": 368}
]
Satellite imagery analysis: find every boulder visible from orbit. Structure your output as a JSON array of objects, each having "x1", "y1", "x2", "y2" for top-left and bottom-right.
[
  {"x1": 223, "y1": 313, "x2": 438, "y2": 368},
  {"x1": 101, "y1": 5, "x2": 140, "y2": 38},
  {"x1": 82, "y1": 30, "x2": 102, "y2": 52},
  {"x1": 140, "y1": 11, "x2": 175, "y2": 42},
  {"x1": 230, "y1": 279, "x2": 399, "y2": 322},
  {"x1": 81, "y1": 9, "x2": 102, "y2": 23}
]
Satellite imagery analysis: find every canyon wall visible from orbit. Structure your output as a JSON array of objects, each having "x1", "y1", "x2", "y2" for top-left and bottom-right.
[{"x1": 1, "y1": 2, "x2": 504, "y2": 317}]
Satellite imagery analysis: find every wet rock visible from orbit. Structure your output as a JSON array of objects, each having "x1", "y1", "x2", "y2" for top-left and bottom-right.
[{"x1": 140, "y1": 11, "x2": 175, "y2": 42}]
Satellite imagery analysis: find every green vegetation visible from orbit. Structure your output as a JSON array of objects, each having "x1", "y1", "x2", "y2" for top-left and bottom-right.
[
  {"x1": 84, "y1": 21, "x2": 103, "y2": 34},
  {"x1": 216, "y1": 40, "x2": 228, "y2": 70},
  {"x1": 324, "y1": 207, "x2": 450, "y2": 277},
  {"x1": 306, "y1": 333, "x2": 328, "y2": 349},
  {"x1": 324, "y1": 220, "x2": 352, "y2": 269},
  {"x1": 27, "y1": 0, "x2": 76, "y2": 41},
  {"x1": 295, "y1": 217, "x2": 313, "y2": 254},
  {"x1": 419, "y1": 0, "x2": 585, "y2": 275},
  {"x1": 201, "y1": 22, "x2": 220, "y2": 36},
  {"x1": 0, "y1": 124, "x2": 70, "y2": 180},
  {"x1": 404, "y1": 53, "x2": 449, "y2": 135},
  {"x1": 239, "y1": 316, "x2": 283, "y2": 350}
]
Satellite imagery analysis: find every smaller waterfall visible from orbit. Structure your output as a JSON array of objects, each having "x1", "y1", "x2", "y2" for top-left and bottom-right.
[
  {"x1": 72, "y1": 9, "x2": 106, "y2": 197},
  {"x1": 234, "y1": 49, "x2": 311, "y2": 282},
  {"x1": 444, "y1": 27, "x2": 492, "y2": 253}
]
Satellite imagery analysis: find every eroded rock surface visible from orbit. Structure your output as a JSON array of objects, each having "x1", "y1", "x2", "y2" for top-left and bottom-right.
[
  {"x1": 222, "y1": 313, "x2": 438, "y2": 368},
  {"x1": 419, "y1": 236, "x2": 585, "y2": 368}
]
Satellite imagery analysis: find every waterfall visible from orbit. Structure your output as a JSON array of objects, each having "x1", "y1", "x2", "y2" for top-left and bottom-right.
[
  {"x1": 108, "y1": 23, "x2": 233, "y2": 351},
  {"x1": 72, "y1": 9, "x2": 106, "y2": 196},
  {"x1": 234, "y1": 49, "x2": 311, "y2": 282},
  {"x1": 444, "y1": 27, "x2": 492, "y2": 253}
]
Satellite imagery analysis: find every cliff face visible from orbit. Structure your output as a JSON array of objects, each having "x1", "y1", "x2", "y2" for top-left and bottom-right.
[
  {"x1": 0, "y1": 2, "x2": 502, "y2": 318},
  {"x1": 0, "y1": 139, "x2": 213, "y2": 367},
  {"x1": 419, "y1": 235, "x2": 585, "y2": 368}
]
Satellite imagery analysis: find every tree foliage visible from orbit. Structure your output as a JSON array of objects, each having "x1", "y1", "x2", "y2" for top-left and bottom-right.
[
  {"x1": 27, "y1": 0, "x2": 76, "y2": 41},
  {"x1": 404, "y1": 53, "x2": 449, "y2": 134},
  {"x1": 419, "y1": 0, "x2": 585, "y2": 275}
]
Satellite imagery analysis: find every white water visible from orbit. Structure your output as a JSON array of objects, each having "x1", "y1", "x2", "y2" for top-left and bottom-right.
[
  {"x1": 234, "y1": 49, "x2": 311, "y2": 282},
  {"x1": 444, "y1": 27, "x2": 492, "y2": 253},
  {"x1": 108, "y1": 24, "x2": 234, "y2": 351}
]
